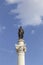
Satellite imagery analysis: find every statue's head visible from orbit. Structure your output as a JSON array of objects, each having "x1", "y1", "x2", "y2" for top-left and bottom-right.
[{"x1": 20, "y1": 26, "x2": 22, "y2": 29}]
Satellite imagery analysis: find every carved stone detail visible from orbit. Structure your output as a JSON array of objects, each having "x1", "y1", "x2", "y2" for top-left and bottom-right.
[{"x1": 16, "y1": 45, "x2": 26, "y2": 53}]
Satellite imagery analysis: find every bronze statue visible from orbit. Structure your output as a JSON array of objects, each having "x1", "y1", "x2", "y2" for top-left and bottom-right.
[{"x1": 18, "y1": 26, "x2": 24, "y2": 39}]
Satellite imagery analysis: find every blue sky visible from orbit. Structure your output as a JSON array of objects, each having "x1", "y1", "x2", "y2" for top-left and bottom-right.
[{"x1": 0, "y1": 0, "x2": 43, "y2": 65}]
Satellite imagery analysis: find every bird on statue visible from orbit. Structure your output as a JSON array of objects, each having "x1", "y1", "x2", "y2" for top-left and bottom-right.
[{"x1": 18, "y1": 26, "x2": 24, "y2": 39}]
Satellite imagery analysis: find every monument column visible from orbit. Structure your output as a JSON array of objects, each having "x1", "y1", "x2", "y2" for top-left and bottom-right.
[{"x1": 15, "y1": 26, "x2": 26, "y2": 65}]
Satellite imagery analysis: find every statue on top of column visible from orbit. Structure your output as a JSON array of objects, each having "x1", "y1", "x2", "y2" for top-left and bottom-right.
[{"x1": 18, "y1": 26, "x2": 24, "y2": 39}]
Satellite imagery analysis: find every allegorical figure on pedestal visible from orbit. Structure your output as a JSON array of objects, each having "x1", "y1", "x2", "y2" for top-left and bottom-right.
[{"x1": 18, "y1": 26, "x2": 24, "y2": 39}]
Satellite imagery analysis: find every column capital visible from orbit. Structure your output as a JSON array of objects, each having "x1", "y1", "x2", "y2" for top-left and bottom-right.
[{"x1": 16, "y1": 44, "x2": 26, "y2": 53}]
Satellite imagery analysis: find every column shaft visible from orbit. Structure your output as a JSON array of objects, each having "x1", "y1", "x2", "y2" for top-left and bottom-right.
[{"x1": 18, "y1": 52, "x2": 25, "y2": 65}]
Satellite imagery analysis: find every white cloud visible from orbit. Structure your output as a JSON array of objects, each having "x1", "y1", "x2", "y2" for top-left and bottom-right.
[
  {"x1": 6, "y1": 0, "x2": 43, "y2": 26},
  {"x1": 5, "y1": 0, "x2": 21, "y2": 4},
  {"x1": 5, "y1": 0, "x2": 16, "y2": 4},
  {"x1": 18, "y1": 0, "x2": 43, "y2": 26},
  {"x1": 0, "y1": 25, "x2": 6, "y2": 33}
]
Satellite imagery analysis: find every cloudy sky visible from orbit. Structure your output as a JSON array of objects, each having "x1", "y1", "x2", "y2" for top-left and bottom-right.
[{"x1": 0, "y1": 0, "x2": 43, "y2": 65}]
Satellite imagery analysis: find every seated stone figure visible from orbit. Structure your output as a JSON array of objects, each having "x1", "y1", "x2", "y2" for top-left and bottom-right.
[{"x1": 18, "y1": 26, "x2": 24, "y2": 39}]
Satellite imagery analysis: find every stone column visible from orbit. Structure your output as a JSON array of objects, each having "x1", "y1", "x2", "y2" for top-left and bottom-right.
[{"x1": 16, "y1": 39, "x2": 26, "y2": 65}]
